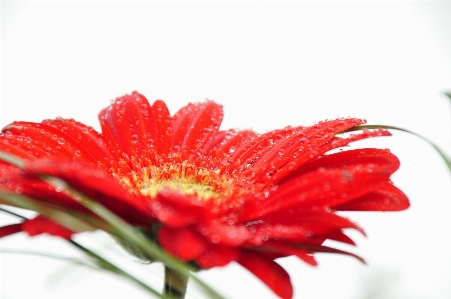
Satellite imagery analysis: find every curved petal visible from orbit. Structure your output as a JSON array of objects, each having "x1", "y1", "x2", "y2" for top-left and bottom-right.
[
  {"x1": 239, "y1": 148, "x2": 401, "y2": 221},
  {"x1": 23, "y1": 159, "x2": 154, "y2": 226},
  {"x1": 151, "y1": 100, "x2": 173, "y2": 155},
  {"x1": 0, "y1": 223, "x2": 23, "y2": 238},
  {"x1": 237, "y1": 250, "x2": 293, "y2": 299},
  {"x1": 195, "y1": 245, "x2": 239, "y2": 269},
  {"x1": 260, "y1": 242, "x2": 318, "y2": 266},
  {"x1": 1, "y1": 120, "x2": 111, "y2": 166},
  {"x1": 158, "y1": 227, "x2": 208, "y2": 261},
  {"x1": 278, "y1": 148, "x2": 397, "y2": 185},
  {"x1": 99, "y1": 94, "x2": 174, "y2": 157},
  {"x1": 21, "y1": 216, "x2": 74, "y2": 239},
  {"x1": 195, "y1": 221, "x2": 250, "y2": 246},
  {"x1": 172, "y1": 101, "x2": 224, "y2": 154},
  {"x1": 241, "y1": 210, "x2": 364, "y2": 246},
  {"x1": 334, "y1": 182, "x2": 409, "y2": 211}
]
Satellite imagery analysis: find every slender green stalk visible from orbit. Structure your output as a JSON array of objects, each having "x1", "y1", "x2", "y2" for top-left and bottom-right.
[{"x1": 164, "y1": 266, "x2": 189, "y2": 299}]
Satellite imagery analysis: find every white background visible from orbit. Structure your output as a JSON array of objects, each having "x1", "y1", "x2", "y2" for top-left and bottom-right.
[{"x1": 1, "y1": 1, "x2": 451, "y2": 298}]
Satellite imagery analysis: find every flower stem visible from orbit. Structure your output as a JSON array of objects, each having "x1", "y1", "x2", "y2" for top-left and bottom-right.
[{"x1": 164, "y1": 266, "x2": 188, "y2": 299}]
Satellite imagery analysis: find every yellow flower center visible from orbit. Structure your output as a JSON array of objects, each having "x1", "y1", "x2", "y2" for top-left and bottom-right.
[
  {"x1": 111, "y1": 152, "x2": 269, "y2": 211},
  {"x1": 139, "y1": 175, "x2": 220, "y2": 200}
]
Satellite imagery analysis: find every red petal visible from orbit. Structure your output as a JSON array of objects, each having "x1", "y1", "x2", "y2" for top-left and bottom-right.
[
  {"x1": 195, "y1": 245, "x2": 239, "y2": 269},
  {"x1": 99, "y1": 92, "x2": 144, "y2": 156},
  {"x1": 327, "y1": 230, "x2": 356, "y2": 245},
  {"x1": 99, "y1": 94, "x2": 173, "y2": 157},
  {"x1": 262, "y1": 210, "x2": 365, "y2": 236},
  {"x1": 152, "y1": 190, "x2": 215, "y2": 228},
  {"x1": 237, "y1": 250, "x2": 293, "y2": 299},
  {"x1": 244, "y1": 223, "x2": 310, "y2": 245},
  {"x1": 172, "y1": 101, "x2": 223, "y2": 154},
  {"x1": 271, "y1": 129, "x2": 391, "y2": 183},
  {"x1": 334, "y1": 183, "x2": 409, "y2": 211},
  {"x1": 151, "y1": 100, "x2": 173, "y2": 155},
  {"x1": 261, "y1": 242, "x2": 318, "y2": 266},
  {"x1": 41, "y1": 119, "x2": 112, "y2": 164},
  {"x1": 22, "y1": 216, "x2": 73, "y2": 239},
  {"x1": 234, "y1": 118, "x2": 366, "y2": 182},
  {"x1": 0, "y1": 165, "x2": 86, "y2": 212},
  {"x1": 195, "y1": 221, "x2": 250, "y2": 246},
  {"x1": 239, "y1": 149, "x2": 401, "y2": 221},
  {"x1": 278, "y1": 148, "x2": 398, "y2": 185},
  {"x1": 24, "y1": 159, "x2": 154, "y2": 226},
  {"x1": 211, "y1": 129, "x2": 258, "y2": 156},
  {"x1": 231, "y1": 126, "x2": 297, "y2": 165},
  {"x1": 158, "y1": 227, "x2": 207, "y2": 261},
  {"x1": 0, "y1": 223, "x2": 22, "y2": 238},
  {"x1": 1, "y1": 120, "x2": 111, "y2": 165}
]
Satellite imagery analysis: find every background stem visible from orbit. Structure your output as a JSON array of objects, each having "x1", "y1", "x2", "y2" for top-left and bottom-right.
[{"x1": 164, "y1": 266, "x2": 189, "y2": 299}]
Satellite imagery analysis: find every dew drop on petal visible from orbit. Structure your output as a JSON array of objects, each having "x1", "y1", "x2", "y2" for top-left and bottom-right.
[
  {"x1": 74, "y1": 150, "x2": 81, "y2": 157},
  {"x1": 166, "y1": 127, "x2": 173, "y2": 136},
  {"x1": 323, "y1": 183, "x2": 331, "y2": 191},
  {"x1": 57, "y1": 138, "x2": 65, "y2": 145},
  {"x1": 211, "y1": 235, "x2": 220, "y2": 243},
  {"x1": 227, "y1": 231, "x2": 237, "y2": 239}
]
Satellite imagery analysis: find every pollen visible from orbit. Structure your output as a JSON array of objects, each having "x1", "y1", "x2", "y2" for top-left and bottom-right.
[
  {"x1": 110, "y1": 152, "x2": 268, "y2": 210},
  {"x1": 139, "y1": 176, "x2": 219, "y2": 199},
  {"x1": 113, "y1": 155, "x2": 235, "y2": 200}
]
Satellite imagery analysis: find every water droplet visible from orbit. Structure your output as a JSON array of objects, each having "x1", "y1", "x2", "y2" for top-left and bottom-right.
[
  {"x1": 323, "y1": 183, "x2": 331, "y2": 191},
  {"x1": 262, "y1": 235, "x2": 269, "y2": 241},
  {"x1": 74, "y1": 150, "x2": 81, "y2": 157},
  {"x1": 227, "y1": 231, "x2": 237, "y2": 239},
  {"x1": 211, "y1": 235, "x2": 220, "y2": 243},
  {"x1": 166, "y1": 127, "x2": 173, "y2": 136},
  {"x1": 57, "y1": 138, "x2": 65, "y2": 145}
]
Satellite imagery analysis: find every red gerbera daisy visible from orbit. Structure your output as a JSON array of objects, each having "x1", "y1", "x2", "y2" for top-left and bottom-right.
[{"x1": 0, "y1": 92, "x2": 409, "y2": 299}]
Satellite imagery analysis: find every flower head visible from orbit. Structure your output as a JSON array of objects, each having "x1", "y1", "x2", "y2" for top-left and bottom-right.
[{"x1": 0, "y1": 92, "x2": 409, "y2": 299}]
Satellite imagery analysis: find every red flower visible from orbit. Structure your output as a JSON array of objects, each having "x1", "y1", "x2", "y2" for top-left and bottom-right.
[{"x1": 0, "y1": 92, "x2": 409, "y2": 299}]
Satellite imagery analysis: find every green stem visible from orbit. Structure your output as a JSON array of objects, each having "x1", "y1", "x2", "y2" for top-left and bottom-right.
[{"x1": 164, "y1": 266, "x2": 189, "y2": 299}]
